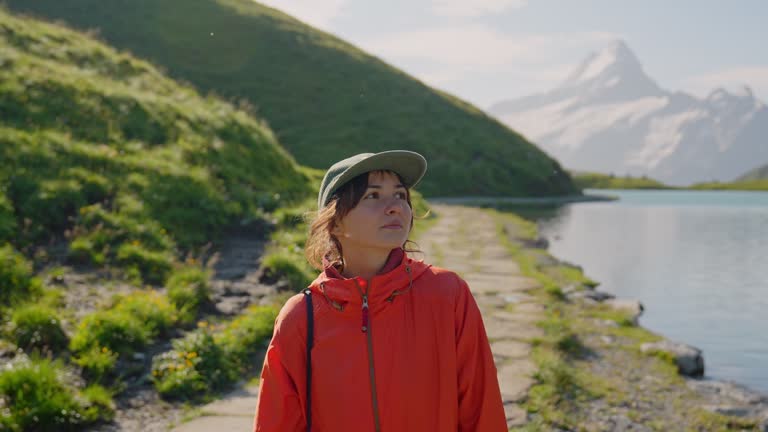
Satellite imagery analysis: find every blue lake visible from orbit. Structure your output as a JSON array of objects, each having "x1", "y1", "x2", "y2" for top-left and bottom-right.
[{"x1": 534, "y1": 189, "x2": 768, "y2": 394}]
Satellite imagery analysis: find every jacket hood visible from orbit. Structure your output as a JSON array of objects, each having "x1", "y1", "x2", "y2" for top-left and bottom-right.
[{"x1": 308, "y1": 248, "x2": 432, "y2": 310}]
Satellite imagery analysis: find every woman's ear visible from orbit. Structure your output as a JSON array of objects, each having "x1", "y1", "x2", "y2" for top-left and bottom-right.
[{"x1": 330, "y1": 221, "x2": 343, "y2": 237}]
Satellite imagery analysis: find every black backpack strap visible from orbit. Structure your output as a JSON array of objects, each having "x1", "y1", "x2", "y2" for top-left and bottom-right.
[{"x1": 303, "y1": 288, "x2": 314, "y2": 432}]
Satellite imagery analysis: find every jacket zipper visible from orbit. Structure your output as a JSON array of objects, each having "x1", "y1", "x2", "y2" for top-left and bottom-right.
[{"x1": 356, "y1": 278, "x2": 382, "y2": 432}]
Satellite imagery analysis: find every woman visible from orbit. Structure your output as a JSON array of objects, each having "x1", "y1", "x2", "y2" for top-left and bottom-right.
[{"x1": 253, "y1": 150, "x2": 507, "y2": 431}]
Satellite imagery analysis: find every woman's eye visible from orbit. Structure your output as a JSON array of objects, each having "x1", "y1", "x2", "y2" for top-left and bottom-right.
[{"x1": 364, "y1": 191, "x2": 406, "y2": 199}]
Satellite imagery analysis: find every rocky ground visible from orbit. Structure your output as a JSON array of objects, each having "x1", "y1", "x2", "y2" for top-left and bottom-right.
[{"x1": 38, "y1": 223, "x2": 284, "y2": 432}]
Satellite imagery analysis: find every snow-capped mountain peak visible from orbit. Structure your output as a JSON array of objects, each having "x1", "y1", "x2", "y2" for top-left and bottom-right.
[
  {"x1": 559, "y1": 39, "x2": 643, "y2": 88},
  {"x1": 489, "y1": 40, "x2": 768, "y2": 186}
]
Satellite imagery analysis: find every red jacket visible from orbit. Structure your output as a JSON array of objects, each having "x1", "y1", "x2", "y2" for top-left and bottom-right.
[{"x1": 253, "y1": 248, "x2": 507, "y2": 431}]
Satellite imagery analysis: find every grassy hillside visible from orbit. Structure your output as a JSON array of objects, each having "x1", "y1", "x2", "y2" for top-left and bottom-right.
[
  {"x1": 0, "y1": 6, "x2": 312, "y2": 259},
  {"x1": 0, "y1": 8, "x2": 316, "y2": 429},
  {"x1": 5, "y1": 0, "x2": 578, "y2": 197}
]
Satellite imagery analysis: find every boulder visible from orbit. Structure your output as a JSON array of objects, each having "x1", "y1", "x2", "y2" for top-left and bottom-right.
[{"x1": 641, "y1": 340, "x2": 704, "y2": 377}]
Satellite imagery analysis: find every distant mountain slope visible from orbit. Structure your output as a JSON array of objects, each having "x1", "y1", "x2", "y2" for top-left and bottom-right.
[
  {"x1": 490, "y1": 40, "x2": 768, "y2": 186},
  {"x1": 0, "y1": 7, "x2": 311, "y2": 258},
  {"x1": 737, "y1": 163, "x2": 768, "y2": 181},
  {"x1": 6, "y1": 0, "x2": 578, "y2": 197}
]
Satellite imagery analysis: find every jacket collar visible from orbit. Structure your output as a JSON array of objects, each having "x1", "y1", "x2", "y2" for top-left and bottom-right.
[{"x1": 309, "y1": 248, "x2": 431, "y2": 310}]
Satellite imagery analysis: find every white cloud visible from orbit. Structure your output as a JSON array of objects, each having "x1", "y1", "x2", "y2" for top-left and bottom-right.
[
  {"x1": 419, "y1": 63, "x2": 572, "y2": 87},
  {"x1": 682, "y1": 66, "x2": 768, "y2": 102},
  {"x1": 256, "y1": 0, "x2": 347, "y2": 30},
  {"x1": 432, "y1": 0, "x2": 528, "y2": 17},
  {"x1": 358, "y1": 25, "x2": 618, "y2": 69}
]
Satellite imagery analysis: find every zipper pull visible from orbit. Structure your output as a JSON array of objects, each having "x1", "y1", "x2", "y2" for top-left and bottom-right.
[{"x1": 361, "y1": 295, "x2": 369, "y2": 333}]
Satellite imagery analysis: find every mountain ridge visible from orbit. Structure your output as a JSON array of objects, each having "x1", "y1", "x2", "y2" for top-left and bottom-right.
[{"x1": 490, "y1": 39, "x2": 768, "y2": 185}]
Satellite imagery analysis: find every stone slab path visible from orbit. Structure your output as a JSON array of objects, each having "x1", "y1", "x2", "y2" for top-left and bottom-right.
[
  {"x1": 418, "y1": 204, "x2": 543, "y2": 429},
  {"x1": 172, "y1": 204, "x2": 543, "y2": 431}
]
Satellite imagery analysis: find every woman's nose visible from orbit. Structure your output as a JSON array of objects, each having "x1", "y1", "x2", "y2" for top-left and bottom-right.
[{"x1": 385, "y1": 198, "x2": 403, "y2": 214}]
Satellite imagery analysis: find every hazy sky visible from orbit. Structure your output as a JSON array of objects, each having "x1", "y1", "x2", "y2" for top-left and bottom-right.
[{"x1": 258, "y1": 0, "x2": 768, "y2": 109}]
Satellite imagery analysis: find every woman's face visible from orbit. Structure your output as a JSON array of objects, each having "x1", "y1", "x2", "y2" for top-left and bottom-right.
[{"x1": 332, "y1": 170, "x2": 412, "y2": 252}]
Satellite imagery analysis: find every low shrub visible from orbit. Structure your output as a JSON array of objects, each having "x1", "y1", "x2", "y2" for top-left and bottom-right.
[
  {"x1": 112, "y1": 290, "x2": 177, "y2": 337},
  {"x1": 260, "y1": 252, "x2": 312, "y2": 291},
  {"x1": 0, "y1": 193, "x2": 15, "y2": 242},
  {"x1": 216, "y1": 305, "x2": 277, "y2": 372},
  {"x1": 166, "y1": 265, "x2": 212, "y2": 324},
  {"x1": 69, "y1": 309, "x2": 148, "y2": 355},
  {"x1": 67, "y1": 202, "x2": 176, "y2": 285},
  {"x1": 8, "y1": 304, "x2": 68, "y2": 354},
  {"x1": 0, "y1": 357, "x2": 114, "y2": 431},
  {"x1": 0, "y1": 244, "x2": 43, "y2": 305},
  {"x1": 116, "y1": 242, "x2": 174, "y2": 286},
  {"x1": 151, "y1": 329, "x2": 235, "y2": 401},
  {"x1": 72, "y1": 346, "x2": 119, "y2": 383}
]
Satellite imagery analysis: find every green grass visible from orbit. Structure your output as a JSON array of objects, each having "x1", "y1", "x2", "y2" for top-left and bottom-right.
[
  {"x1": 0, "y1": 244, "x2": 43, "y2": 307},
  {"x1": 573, "y1": 170, "x2": 768, "y2": 191},
  {"x1": 0, "y1": 7, "x2": 313, "y2": 281},
  {"x1": 571, "y1": 171, "x2": 674, "y2": 190},
  {"x1": 0, "y1": 357, "x2": 114, "y2": 431},
  {"x1": 167, "y1": 265, "x2": 214, "y2": 324},
  {"x1": 687, "y1": 179, "x2": 768, "y2": 191},
  {"x1": 69, "y1": 290, "x2": 177, "y2": 357},
  {"x1": 5, "y1": 0, "x2": 578, "y2": 198},
  {"x1": 6, "y1": 304, "x2": 69, "y2": 354},
  {"x1": 151, "y1": 305, "x2": 277, "y2": 402}
]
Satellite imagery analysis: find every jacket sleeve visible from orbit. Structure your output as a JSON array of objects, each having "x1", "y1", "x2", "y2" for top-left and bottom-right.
[
  {"x1": 253, "y1": 296, "x2": 307, "y2": 432},
  {"x1": 454, "y1": 276, "x2": 508, "y2": 432}
]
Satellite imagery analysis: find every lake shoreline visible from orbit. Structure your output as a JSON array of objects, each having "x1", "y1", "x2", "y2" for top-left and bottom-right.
[{"x1": 518, "y1": 192, "x2": 768, "y2": 429}]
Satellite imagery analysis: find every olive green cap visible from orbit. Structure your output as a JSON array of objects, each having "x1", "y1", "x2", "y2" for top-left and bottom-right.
[{"x1": 317, "y1": 150, "x2": 428, "y2": 210}]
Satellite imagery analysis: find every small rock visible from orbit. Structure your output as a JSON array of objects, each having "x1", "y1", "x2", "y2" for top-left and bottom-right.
[
  {"x1": 640, "y1": 340, "x2": 704, "y2": 377},
  {"x1": 562, "y1": 284, "x2": 579, "y2": 294},
  {"x1": 598, "y1": 319, "x2": 619, "y2": 328},
  {"x1": 702, "y1": 404, "x2": 752, "y2": 417},
  {"x1": 605, "y1": 298, "x2": 644, "y2": 325},
  {"x1": 132, "y1": 352, "x2": 146, "y2": 361},
  {"x1": 568, "y1": 290, "x2": 615, "y2": 302}
]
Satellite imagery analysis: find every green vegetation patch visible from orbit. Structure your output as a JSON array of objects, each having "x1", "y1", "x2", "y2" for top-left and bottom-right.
[
  {"x1": 152, "y1": 305, "x2": 277, "y2": 402},
  {"x1": 0, "y1": 244, "x2": 43, "y2": 306},
  {"x1": 0, "y1": 357, "x2": 114, "y2": 431},
  {"x1": 6, "y1": 304, "x2": 68, "y2": 354},
  {"x1": 571, "y1": 171, "x2": 672, "y2": 190},
  {"x1": 167, "y1": 265, "x2": 213, "y2": 324},
  {"x1": 70, "y1": 290, "x2": 176, "y2": 356},
  {"x1": 0, "y1": 8, "x2": 312, "y2": 283}
]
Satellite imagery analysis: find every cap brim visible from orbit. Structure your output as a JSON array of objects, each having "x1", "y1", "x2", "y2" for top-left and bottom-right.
[{"x1": 324, "y1": 150, "x2": 427, "y2": 207}]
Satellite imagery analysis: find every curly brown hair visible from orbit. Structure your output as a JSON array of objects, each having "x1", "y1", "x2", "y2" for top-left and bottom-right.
[{"x1": 304, "y1": 170, "x2": 427, "y2": 271}]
